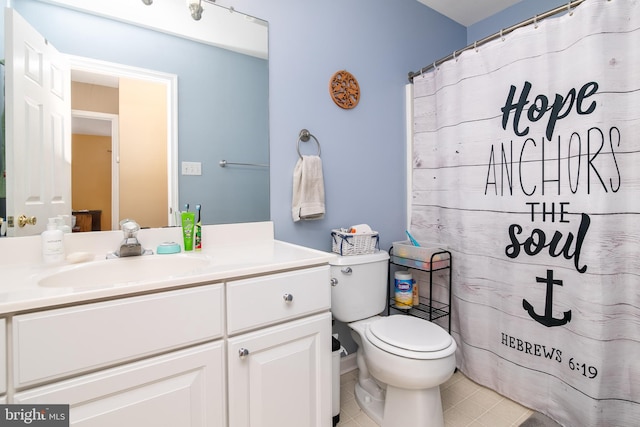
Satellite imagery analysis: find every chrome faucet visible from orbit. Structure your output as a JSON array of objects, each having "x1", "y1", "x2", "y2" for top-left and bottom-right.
[{"x1": 116, "y1": 219, "x2": 144, "y2": 257}]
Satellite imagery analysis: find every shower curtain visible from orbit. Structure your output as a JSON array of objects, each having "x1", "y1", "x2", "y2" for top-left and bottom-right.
[{"x1": 410, "y1": 1, "x2": 639, "y2": 425}]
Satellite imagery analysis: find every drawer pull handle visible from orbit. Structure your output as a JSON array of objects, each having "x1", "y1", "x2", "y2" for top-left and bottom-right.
[
  {"x1": 283, "y1": 293, "x2": 294, "y2": 303},
  {"x1": 341, "y1": 267, "x2": 353, "y2": 275},
  {"x1": 330, "y1": 278, "x2": 338, "y2": 287},
  {"x1": 239, "y1": 348, "x2": 250, "y2": 359}
]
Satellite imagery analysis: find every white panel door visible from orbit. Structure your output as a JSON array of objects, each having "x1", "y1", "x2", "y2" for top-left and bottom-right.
[
  {"x1": 227, "y1": 312, "x2": 332, "y2": 427},
  {"x1": 5, "y1": 8, "x2": 71, "y2": 236}
]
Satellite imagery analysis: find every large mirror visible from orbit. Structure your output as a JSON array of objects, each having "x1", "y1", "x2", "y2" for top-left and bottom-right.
[{"x1": 1, "y1": 0, "x2": 269, "y2": 237}]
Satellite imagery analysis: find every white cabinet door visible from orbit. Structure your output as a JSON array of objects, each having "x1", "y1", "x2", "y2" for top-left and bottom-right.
[
  {"x1": 227, "y1": 312, "x2": 332, "y2": 427},
  {"x1": 0, "y1": 319, "x2": 5, "y2": 396},
  {"x1": 14, "y1": 342, "x2": 225, "y2": 427}
]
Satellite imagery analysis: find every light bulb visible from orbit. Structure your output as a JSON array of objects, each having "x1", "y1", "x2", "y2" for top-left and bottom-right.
[{"x1": 187, "y1": 0, "x2": 203, "y2": 21}]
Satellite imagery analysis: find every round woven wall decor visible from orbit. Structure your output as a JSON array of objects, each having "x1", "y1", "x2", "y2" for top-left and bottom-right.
[{"x1": 329, "y1": 70, "x2": 360, "y2": 109}]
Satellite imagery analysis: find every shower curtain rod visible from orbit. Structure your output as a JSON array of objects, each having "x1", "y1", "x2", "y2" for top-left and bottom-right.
[{"x1": 408, "y1": 0, "x2": 586, "y2": 82}]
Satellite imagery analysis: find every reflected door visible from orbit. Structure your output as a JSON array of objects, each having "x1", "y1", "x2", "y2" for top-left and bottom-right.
[{"x1": 5, "y1": 8, "x2": 71, "y2": 236}]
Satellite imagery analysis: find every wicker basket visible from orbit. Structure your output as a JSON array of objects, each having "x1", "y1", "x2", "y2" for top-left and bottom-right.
[{"x1": 331, "y1": 229, "x2": 380, "y2": 255}]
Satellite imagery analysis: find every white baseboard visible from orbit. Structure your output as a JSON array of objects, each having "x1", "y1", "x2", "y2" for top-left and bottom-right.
[{"x1": 340, "y1": 353, "x2": 357, "y2": 375}]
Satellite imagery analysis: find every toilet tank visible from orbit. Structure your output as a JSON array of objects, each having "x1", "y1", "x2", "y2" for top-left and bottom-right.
[{"x1": 330, "y1": 251, "x2": 390, "y2": 323}]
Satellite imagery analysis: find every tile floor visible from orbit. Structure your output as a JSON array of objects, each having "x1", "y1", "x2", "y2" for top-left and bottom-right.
[{"x1": 338, "y1": 369, "x2": 534, "y2": 427}]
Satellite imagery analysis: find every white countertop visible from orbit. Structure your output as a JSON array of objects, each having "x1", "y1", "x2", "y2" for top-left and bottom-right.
[{"x1": 0, "y1": 222, "x2": 336, "y2": 314}]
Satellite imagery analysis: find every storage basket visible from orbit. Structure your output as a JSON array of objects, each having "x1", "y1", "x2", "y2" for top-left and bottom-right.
[
  {"x1": 331, "y1": 229, "x2": 380, "y2": 255},
  {"x1": 391, "y1": 240, "x2": 449, "y2": 270}
]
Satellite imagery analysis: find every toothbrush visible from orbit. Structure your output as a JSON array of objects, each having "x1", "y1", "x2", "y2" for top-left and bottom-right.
[
  {"x1": 184, "y1": 203, "x2": 190, "y2": 212},
  {"x1": 195, "y1": 204, "x2": 202, "y2": 251},
  {"x1": 405, "y1": 230, "x2": 421, "y2": 247}
]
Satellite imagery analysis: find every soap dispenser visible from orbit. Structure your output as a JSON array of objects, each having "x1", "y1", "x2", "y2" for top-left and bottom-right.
[
  {"x1": 42, "y1": 217, "x2": 65, "y2": 264},
  {"x1": 57, "y1": 215, "x2": 72, "y2": 233}
]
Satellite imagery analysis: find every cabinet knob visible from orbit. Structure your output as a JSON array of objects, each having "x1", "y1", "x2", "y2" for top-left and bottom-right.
[
  {"x1": 238, "y1": 348, "x2": 249, "y2": 359},
  {"x1": 283, "y1": 293, "x2": 294, "y2": 303},
  {"x1": 341, "y1": 267, "x2": 352, "y2": 275},
  {"x1": 330, "y1": 278, "x2": 338, "y2": 287}
]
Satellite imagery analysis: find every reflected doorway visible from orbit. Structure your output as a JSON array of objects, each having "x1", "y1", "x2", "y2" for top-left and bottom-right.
[{"x1": 69, "y1": 57, "x2": 178, "y2": 230}]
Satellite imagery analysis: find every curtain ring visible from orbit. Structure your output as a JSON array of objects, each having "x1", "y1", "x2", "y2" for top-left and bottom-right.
[
  {"x1": 500, "y1": 29, "x2": 505, "y2": 41},
  {"x1": 453, "y1": 50, "x2": 457, "y2": 62},
  {"x1": 534, "y1": 15, "x2": 538, "y2": 29},
  {"x1": 474, "y1": 41, "x2": 478, "y2": 52},
  {"x1": 433, "y1": 61, "x2": 437, "y2": 71},
  {"x1": 567, "y1": 2, "x2": 573, "y2": 16}
]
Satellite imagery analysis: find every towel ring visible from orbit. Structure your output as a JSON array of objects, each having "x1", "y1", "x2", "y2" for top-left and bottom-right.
[{"x1": 297, "y1": 129, "x2": 321, "y2": 159}]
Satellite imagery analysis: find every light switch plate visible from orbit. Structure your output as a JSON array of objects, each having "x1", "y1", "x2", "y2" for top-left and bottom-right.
[{"x1": 181, "y1": 161, "x2": 202, "y2": 175}]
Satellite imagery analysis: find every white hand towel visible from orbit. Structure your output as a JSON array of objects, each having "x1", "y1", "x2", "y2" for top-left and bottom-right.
[{"x1": 292, "y1": 155, "x2": 325, "y2": 222}]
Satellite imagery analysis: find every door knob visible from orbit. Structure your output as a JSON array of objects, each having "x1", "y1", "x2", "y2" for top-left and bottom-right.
[
  {"x1": 283, "y1": 293, "x2": 294, "y2": 303},
  {"x1": 330, "y1": 278, "x2": 338, "y2": 287},
  {"x1": 18, "y1": 215, "x2": 37, "y2": 228},
  {"x1": 238, "y1": 348, "x2": 250, "y2": 359}
]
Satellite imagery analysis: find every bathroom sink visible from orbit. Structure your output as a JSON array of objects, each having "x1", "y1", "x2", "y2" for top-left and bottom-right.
[{"x1": 38, "y1": 254, "x2": 212, "y2": 288}]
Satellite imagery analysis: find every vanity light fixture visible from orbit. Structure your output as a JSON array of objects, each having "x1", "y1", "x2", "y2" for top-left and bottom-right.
[
  {"x1": 141, "y1": 0, "x2": 214, "y2": 21},
  {"x1": 188, "y1": 0, "x2": 204, "y2": 21}
]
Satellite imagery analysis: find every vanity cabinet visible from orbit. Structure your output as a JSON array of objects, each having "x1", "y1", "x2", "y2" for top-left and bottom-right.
[
  {"x1": 2, "y1": 263, "x2": 333, "y2": 426},
  {"x1": 226, "y1": 266, "x2": 332, "y2": 427}
]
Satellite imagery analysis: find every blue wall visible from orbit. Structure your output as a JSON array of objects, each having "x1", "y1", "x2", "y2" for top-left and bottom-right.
[{"x1": 228, "y1": 0, "x2": 466, "y2": 251}]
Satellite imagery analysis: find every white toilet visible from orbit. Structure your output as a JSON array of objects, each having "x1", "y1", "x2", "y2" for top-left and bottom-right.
[{"x1": 330, "y1": 250, "x2": 456, "y2": 427}]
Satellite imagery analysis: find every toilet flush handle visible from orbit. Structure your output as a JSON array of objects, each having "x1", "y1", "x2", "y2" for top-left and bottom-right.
[{"x1": 341, "y1": 267, "x2": 352, "y2": 275}]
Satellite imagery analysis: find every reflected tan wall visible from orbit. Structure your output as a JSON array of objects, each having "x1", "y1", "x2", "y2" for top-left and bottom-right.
[
  {"x1": 71, "y1": 79, "x2": 167, "y2": 230},
  {"x1": 71, "y1": 82, "x2": 117, "y2": 231},
  {"x1": 119, "y1": 78, "x2": 167, "y2": 228},
  {"x1": 71, "y1": 134, "x2": 112, "y2": 230},
  {"x1": 71, "y1": 82, "x2": 119, "y2": 113}
]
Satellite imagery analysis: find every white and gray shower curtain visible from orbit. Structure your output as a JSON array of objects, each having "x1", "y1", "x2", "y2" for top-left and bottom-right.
[{"x1": 410, "y1": 0, "x2": 639, "y2": 425}]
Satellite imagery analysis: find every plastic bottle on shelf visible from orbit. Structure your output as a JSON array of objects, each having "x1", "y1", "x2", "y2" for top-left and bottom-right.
[
  {"x1": 394, "y1": 270, "x2": 413, "y2": 310},
  {"x1": 413, "y1": 280, "x2": 420, "y2": 306}
]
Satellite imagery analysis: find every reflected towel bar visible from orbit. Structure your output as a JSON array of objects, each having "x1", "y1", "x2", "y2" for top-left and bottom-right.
[{"x1": 219, "y1": 160, "x2": 269, "y2": 168}]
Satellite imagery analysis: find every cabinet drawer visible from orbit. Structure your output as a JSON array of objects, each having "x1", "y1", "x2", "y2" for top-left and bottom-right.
[
  {"x1": 226, "y1": 266, "x2": 330, "y2": 335},
  {"x1": 13, "y1": 284, "x2": 223, "y2": 388}
]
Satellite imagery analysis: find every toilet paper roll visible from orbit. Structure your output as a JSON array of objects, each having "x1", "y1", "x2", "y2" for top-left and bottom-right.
[{"x1": 350, "y1": 224, "x2": 372, "y2": 234}]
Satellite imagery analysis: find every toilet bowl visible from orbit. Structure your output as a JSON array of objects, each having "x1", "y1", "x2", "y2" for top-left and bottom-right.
[{"x1": 330, "y1": 251, "x2": 457, "y2": 427}]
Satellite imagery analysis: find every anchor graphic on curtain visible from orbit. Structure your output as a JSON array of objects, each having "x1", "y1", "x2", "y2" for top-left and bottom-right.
[{"x1": 522, "y1": 269, "x2": 572, "y2": 327}]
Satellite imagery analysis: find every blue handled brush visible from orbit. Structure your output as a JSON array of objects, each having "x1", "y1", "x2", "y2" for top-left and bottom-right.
[{"x1": 405, "y1": 230, "x2": 421, "y2": 247}]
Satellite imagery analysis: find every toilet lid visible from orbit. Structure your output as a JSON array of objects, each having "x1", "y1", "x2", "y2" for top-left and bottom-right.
[{"x1": 367, "y1": 316, "x2": 452, "y2": 353}]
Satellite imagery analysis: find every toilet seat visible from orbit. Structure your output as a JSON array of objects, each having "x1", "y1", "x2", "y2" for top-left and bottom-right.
[{"x1": 365, "y1": 315, "x2": 454, "y2": 360}]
